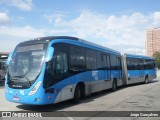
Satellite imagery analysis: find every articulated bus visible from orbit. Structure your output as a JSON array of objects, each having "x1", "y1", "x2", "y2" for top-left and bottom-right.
[{"x1": 5, "y1": 36, "x2": 156, "y2": 105}]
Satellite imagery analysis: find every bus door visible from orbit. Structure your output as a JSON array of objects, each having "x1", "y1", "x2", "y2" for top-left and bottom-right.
[
  {"x1": 139, "y1": 59, "x2": 144, "y2": 77},
  {"x1": 103, "y1": 54, "x2": 111, "y2": 80}
]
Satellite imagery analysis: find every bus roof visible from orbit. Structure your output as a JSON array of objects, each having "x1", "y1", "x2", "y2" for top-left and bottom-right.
[
  {"x1": 125, "y1": 53, "x2": 154, "y2": 60},
  {"x1": 19, "y1": 36, "x2": 79, "y2": 45},
  {"x1": 18, "y1": 36, "x2": 121, "y2": 55}
]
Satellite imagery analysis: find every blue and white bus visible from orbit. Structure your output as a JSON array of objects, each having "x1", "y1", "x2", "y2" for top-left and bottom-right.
[
  {"x1": 5, "y1": 36, "x2": 123, "y2": 105},
  {"x1": 122, "y1": 54, "x2": 156, "y2": 85}
]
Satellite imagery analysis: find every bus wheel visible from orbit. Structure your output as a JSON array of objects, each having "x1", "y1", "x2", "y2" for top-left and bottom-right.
[
  {"x1": 144, "y1": 76, "x2": 149, "y2": 84},
  {"x1": 73, "y1": 85, "x2": 80, "y2": 103},
  {"x1": 112, "y1": 79, "x2": 117, "y2": 91}
]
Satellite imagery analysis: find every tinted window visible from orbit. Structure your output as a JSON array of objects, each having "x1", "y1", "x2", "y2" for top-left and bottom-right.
[
  {"x1": 86, "y1": 49, "x2": 97, "y2": 70},
  {"x1": 127, "y1": 58, "x2": 140, "y2": 70},
  {"x1": 144, "y1": 59, "x2": 156, "y2": 69},
  {"x1": 110, "y1": 55, "x2": 117, "y2": 70},
  {"x1": 97, "y1": 52, "x2": 103, "y2": 69},
  {"x1": 69, "y1": 46, "x2": 86, "y2": 71},
  {"x1": 44, "y1": 43, "x2": 70, "y2": 88},
  {"x1": 126, "y1": 58, "x2": 154, "y2": 70},
  {"x1": 117, "y1": 57, "x2": 122, "y2": 70},
  {"x1": 54, "y1": 52, "x2": 68, "y2": 75},
  {"x1": 101, "y1": 54, "x2": 110, "y2": 70}
]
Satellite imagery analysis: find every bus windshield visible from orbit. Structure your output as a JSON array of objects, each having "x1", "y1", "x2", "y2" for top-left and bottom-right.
[{"x1": 8, "y1": 44, "x2": 46, "y2": 83}]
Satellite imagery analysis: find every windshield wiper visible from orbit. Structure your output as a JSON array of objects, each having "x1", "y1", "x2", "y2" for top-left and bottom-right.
[{"x1": 26, "y1": 77, "x2": 31, "y2": 86}]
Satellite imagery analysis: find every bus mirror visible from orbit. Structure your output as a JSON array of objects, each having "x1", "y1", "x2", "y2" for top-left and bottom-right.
[
  {"x1": 45, "y1": 47, "x2": 54, "y2": 62},
  {"x1": 6, "y1": 51, "x2": 13, "y2": 65}
]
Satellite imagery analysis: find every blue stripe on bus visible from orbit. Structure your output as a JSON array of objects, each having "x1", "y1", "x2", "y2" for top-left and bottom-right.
[{"x1": 128, "y1": 70, "x2": 156, "y2": 77}]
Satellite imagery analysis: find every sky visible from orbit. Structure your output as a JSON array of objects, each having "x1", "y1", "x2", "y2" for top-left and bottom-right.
[{"x1": 0, "y1": 0, "x2": 160, "y2": 54}]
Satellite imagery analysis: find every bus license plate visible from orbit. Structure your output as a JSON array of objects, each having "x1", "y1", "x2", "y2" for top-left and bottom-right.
[{"x1": 13, "y1": 97, "x2": 20, "y2": 101}]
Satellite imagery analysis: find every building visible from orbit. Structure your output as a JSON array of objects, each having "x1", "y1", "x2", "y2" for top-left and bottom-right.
[{"x1": 145, "y1": 28, "x2": 160, "y2": 57}]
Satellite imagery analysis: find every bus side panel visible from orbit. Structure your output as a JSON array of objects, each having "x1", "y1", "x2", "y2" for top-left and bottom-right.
[
  {"x1": 85, "y1": 80, "x2": 112, "y2": 94},
  {"x1": 54, "y1": 84, "x2": 76, "y2": 103},
  {"x1": 54, "y1": 70, "x2": 113, "y2": 103},
  {"x1": 127, "y1": 70, "x2": 145, "y2": 84},
  {"x1": 144, "y1": 69, "x2": 156, "y2": 81}
]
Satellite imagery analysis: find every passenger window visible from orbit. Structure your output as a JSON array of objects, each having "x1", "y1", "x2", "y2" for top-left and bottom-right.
[
  {"x1": 69, "y1": 46, "x2": 86, "y2": 71},
  {"x1": 86, "y1": 49, "x2": 97, "y2": 70},
  {"x1": 54, "y1": 52, "x2": 68, "y2": 74}
]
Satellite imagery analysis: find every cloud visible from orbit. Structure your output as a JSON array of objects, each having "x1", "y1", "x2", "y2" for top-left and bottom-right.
[
  {"x1": 1, "y1": 10, "x2": 160, "y2": 54},
  {"x1": 45, "y1": 13, "x2": 65, "y2": 25},
  {"x1": 0, "y1": 12, "x2": 10, "y2": 25},
  {"x1": 0, "y1": 0, "x2": 33, "y2": 11},
  {"x1": 153, "y1": 12, "x2": 160, "y2": 25},
  {"x1": 0, "y1": 25, "x2": 46, "y2": 38},
  {"x1": 0, "y1": 25, "x2": 72, "y2": 52},
  {"x1": 45, "y1": 10, "x2": 160, "y2": 55},
  {"x1": 0, "y1": 25, "x2": 47, "y2": 52}
]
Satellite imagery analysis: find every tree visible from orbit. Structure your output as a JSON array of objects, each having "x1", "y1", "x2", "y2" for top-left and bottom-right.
[{"x1": 153, "y1": 51, "x2": 160, "y2": 69}]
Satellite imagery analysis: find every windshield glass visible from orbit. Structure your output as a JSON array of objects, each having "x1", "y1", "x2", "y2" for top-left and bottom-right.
[{"x1": 8, "y1": 44, "x2": 46, "y2": 83}]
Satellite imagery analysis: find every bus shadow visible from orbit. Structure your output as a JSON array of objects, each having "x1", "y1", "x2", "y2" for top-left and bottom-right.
[
  {"x1": 126, "y1": 79, "x2": 159, "y2": 87},
  {"x1": 16, "y1": 79, "x2": 159, "y2": 112}
]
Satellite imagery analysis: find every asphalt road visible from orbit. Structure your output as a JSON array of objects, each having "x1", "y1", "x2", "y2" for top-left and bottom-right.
[{"x1": 1, "y1": 72, "x2": 160, "y2": 120}]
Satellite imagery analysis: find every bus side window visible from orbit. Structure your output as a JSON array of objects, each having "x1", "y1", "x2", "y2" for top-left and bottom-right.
[
  {"x1": 86, "y1": 49, "x2": 97, "y2": 70},
  {"x1": 54, "y1": 52, "x2": 68, "y2": 75},
  {"x1": 110, "y1": 55, "x2": 117, "y2": 70},
  {"x1": 102, "y1": 54, "x2": 110, "y2": 70},
  {"x1": 117, "y1": 57, "x2": 121, "y2": 70},
  {"x1": 69, "y1": 46, "x2": 86, "y2": 72}
]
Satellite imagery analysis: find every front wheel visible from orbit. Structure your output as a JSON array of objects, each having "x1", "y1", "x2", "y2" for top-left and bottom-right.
[{"x1": 73, "y1": 85, "x2": 80, "y2": 103}]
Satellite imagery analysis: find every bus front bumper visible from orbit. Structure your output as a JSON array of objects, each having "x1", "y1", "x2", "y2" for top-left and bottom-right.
[{"x1": 5, "y1": 91, "x2": 57, "y2": 105}]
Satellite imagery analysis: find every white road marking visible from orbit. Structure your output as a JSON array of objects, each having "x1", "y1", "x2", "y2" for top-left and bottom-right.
[{"x1": 62, "y1": 112, "x2": 74, "y2": 120}]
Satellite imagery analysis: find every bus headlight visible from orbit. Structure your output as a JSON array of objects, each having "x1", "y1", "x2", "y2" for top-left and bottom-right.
[{"x1": 28, "y1": 81, "x2": 41, "y2": 96}]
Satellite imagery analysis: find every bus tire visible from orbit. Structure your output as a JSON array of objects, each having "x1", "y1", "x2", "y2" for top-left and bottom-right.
[
  {"x1": 73, "y1": 84, "x2": 80, "y2": 103},
  {"x1": 112, "y1": 79, "x2": 117, "y2": 91},
  {"x1": 79, "y1": 82, "x2": 85, "y2": 98},
  {"x1": 144, "y1": 76, "x2": 149, "y2": 84}
]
